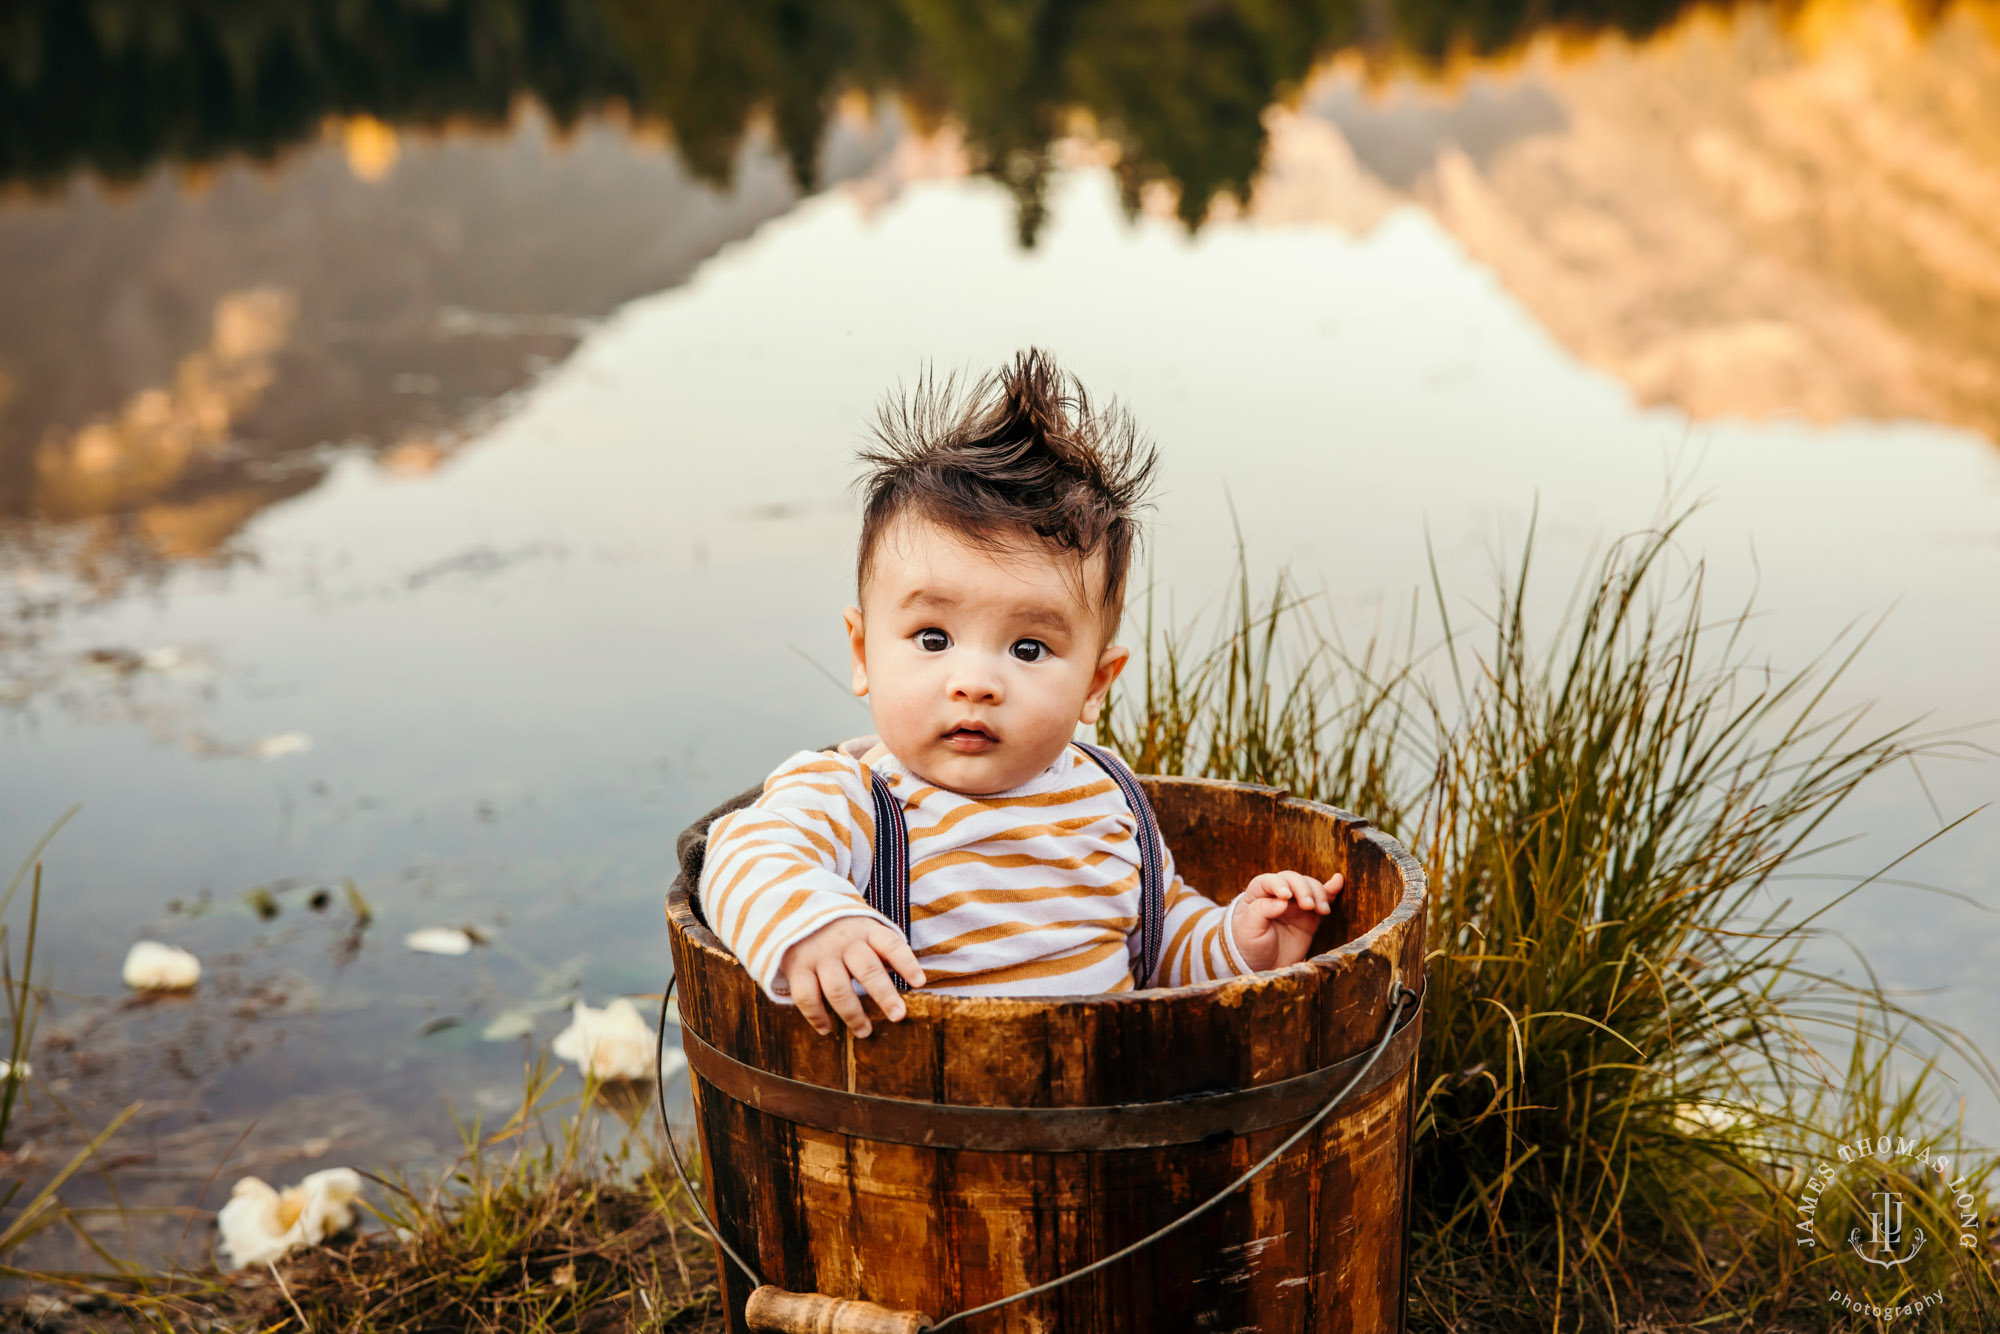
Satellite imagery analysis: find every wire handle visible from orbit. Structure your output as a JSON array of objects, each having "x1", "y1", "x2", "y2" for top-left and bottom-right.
[
  {"x1": 655, "y1": 975, "x2": 1420, "y2": 1329},
  {"x1": 656, "y1": 973, "x2": 765, "y2": 1293}
]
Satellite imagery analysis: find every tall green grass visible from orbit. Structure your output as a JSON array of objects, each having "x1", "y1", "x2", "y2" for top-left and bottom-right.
[{"x1": 1099, "y1": 512, "x2": 2000, "y2": 1331}]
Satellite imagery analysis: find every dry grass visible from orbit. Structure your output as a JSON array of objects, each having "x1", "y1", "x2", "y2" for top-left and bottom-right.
[
  {"x1": 207, "y1": 1170, "x2": 719, "y2": 1333},
  {"x1": 2, "y1": 1059, "x2": 721, "y2": 1332}
]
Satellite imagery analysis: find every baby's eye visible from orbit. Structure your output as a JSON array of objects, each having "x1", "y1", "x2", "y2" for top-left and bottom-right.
[
  {"x1": 1010, "y1": 639, "x2": 1049, "y2": 663},
  {"x1": 916, "y1": 628, "x2": 951, "y2": 653}
]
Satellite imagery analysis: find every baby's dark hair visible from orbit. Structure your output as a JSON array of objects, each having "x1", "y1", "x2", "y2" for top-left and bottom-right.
[{"x1": 855, "y1": 349, "x2": 1158, "y2": 637}]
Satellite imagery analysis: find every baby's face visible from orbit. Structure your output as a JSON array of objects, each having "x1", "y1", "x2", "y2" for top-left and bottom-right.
[{"x1": 845, "y1": 516, "x2": 1129, "y2": 795}]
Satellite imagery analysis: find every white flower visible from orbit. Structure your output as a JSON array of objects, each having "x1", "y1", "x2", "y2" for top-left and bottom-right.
[
  {"x1": 216, "y1": 1167, "x2": 363, "y2": 1269},
  {"x1": 404, "y1": 927, "x2": 475, "y2": 956},
  {"x1": 0, "y1": 1058, "x2": 28, "y2": 1080},
  {"x1": 122, "y1": 941, "x2": 201, "y2": 990},
  {"x1": 551, "y1": 999, "x2": 660, "y2": 1083}
]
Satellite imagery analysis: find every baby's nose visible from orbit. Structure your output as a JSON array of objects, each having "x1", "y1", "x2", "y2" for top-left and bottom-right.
[{"x1": 949, "y1": 665, "x2": 1003, "y2": 702}]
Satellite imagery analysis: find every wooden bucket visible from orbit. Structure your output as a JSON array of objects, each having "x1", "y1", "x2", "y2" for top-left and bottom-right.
[{"x1": 666, "y1": 774, "x2": 1428, "y2": 1334}]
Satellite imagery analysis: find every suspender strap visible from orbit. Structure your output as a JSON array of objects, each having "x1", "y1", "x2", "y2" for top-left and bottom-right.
[
  {"x1": 861, "y1": 745, "x2": 1168, "y2": 992},
  {"x1": 1072, "y1": 741, "x2": 1167, "y2": 987},
  {"x1": 864, "y1": 768, "x2": 912, "y2": 993}
]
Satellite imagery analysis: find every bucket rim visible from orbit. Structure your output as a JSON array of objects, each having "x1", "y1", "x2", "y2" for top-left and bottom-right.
[{"x1": 667, "y1": 771, "x2": 1427, "y2": 1013}]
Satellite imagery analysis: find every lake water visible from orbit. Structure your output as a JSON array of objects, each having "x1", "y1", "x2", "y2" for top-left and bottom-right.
[{"x1": 2, "y1": 0, "x2": 1997, "y2": 1272}]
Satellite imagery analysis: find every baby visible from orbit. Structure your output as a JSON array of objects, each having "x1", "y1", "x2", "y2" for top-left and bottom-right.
[{"x1": 697, "y1": 349, "x2": 1341, "y2": 1036}]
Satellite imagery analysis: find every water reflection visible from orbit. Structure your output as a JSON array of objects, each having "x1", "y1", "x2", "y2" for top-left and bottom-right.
[
  {"x1": 1, "y1": 1, "x2": 1994, "y2": 580},
  {"x1": 0, "y1": 0, "x2": 1993, "y2": 758},
  {"x1": 0, "y1": 108, "x2": 901, "y2": 605}
]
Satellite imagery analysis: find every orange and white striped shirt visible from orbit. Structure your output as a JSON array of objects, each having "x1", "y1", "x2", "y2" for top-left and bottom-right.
[{"x1": 697, "y1": 741, "x2": 1252, "y2": 1000}]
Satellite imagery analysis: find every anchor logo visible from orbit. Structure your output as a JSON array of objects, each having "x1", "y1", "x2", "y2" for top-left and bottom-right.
[{"x1": 1849, "y1": 1190, "x2": 1927, "y2": 1267}]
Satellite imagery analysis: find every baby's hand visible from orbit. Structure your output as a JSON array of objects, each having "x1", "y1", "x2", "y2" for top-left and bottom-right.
[
  {"x1": 777, "y1": 917, "x2": 926, "y2": 1037},
  {"x1": 1230, "y1": 871, "x2": 1342, "y2": 972}
]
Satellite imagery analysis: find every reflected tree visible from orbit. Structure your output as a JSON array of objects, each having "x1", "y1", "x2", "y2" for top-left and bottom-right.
[
  {"x1": 3, "y1": 0, "x2": 1757, "y2": 238},
  {"x1": 0, "y1": 0, "x2": 636, "y2": 186},
  {"x1": 598, "y1": 0, "x2": 921, "y2": 191}
]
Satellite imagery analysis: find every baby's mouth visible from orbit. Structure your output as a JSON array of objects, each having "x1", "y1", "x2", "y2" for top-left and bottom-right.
[{"x1": 942, "y1": 723, "x2": 998, "y2": 753}]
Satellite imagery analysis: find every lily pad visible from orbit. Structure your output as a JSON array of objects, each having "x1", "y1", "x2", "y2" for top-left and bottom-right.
[{"x1": 479, "y1": 1008, "x2": 538, "y2": 1042}]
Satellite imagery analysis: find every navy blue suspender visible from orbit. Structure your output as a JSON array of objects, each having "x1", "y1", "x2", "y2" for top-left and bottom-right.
[
  {"x1": 1076, "y1": 740, "x2": 1169, "y2": 986},
  {"x1": 864, "y1": 766, "x2": 912, "y2": 986},
  {"x1": 863, "y1": 741, "x2": 1167, "y2": 992}
]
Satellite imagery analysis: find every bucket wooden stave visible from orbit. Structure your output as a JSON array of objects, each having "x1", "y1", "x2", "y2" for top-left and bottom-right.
[{"x1": 667, "y1": 775, "x2": 1429, "y2": 1334}]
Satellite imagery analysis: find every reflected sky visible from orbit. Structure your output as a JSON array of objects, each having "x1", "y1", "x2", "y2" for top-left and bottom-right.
[{"x1": 1, "y1": 0, "x2": 1997, "y2": 1273}]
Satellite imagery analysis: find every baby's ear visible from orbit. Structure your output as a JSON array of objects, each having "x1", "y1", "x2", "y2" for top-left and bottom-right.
[
  {"x1": 1079, "y1": 641, "x2": 1131, "y2": 725},
  {"x1": 843, "y1": 606, "x2": 869, "y2": 697}
]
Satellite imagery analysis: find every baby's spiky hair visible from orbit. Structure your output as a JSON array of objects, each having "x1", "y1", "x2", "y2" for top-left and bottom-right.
[{"x1": 855, "y1": 349, "x2": 1158, "y2": 638}]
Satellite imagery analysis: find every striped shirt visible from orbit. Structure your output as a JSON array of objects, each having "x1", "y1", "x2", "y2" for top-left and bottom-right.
[{"x1": 697, "y1": 740, "x2": 1252, "y2": 1000}]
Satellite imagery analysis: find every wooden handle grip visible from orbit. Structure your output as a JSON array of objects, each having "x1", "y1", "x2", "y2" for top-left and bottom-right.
[{"x1": 743, "y1": 1285, "x2": 934, "y2": 1334}]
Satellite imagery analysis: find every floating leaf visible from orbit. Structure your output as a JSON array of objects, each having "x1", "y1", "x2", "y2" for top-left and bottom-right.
[
  {"x1": 250, "y1": 732, "x2": 312, "y2": 761},
  {"x1": 480, "y1": 1009, "x2": 537, "y2": 1042},
  {"x1": 519, "y1": 988, "x2": 579, "y2": 1016}
]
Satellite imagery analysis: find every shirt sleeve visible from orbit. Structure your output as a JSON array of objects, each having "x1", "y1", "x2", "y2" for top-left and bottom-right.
[
  {"x1": 1144, "y1": 842, "x2": 1255, "y2": 987},
  {"x1": 1082, "y1": 744, "x2": 1254, "y2": 988},
  {"x1": 696, "y1": 749, "x2": 901, "y2": 1003}
]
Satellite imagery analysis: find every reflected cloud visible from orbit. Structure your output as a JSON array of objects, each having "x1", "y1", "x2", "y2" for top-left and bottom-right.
[
  {"x1": 34, "y1": 288, "x2": 296, "y2": 527},
  {"x1": 0, "y1": 102, "x2": 882, "y2": 615},
  {"x1": 1247, "y1": 0, "x2": 2000, "y2": 439},
  {"x1": 341, "y1": 116, "x2": 402, "y2": 183}
]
